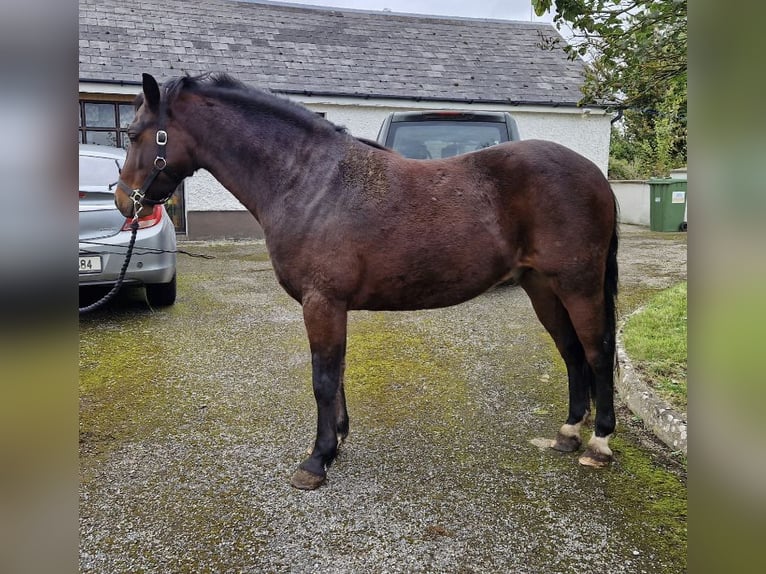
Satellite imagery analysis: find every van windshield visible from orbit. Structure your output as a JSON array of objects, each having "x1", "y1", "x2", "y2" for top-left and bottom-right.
[{"x1": 387, "y1": 121, "x2": 507, "y2": 159}]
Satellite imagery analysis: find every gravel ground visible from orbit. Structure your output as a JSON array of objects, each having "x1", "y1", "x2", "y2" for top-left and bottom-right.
[{"x1": 79, "y1": 224, "x2": 687, "y2": 573}]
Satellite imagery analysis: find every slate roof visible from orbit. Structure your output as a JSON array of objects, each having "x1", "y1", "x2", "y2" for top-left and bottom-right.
[{"x1": 79, "y1": 0, "x2": 587, "y2": 106}]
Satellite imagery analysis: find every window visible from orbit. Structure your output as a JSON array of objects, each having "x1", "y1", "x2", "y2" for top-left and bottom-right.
[
  {"x1": 79, "y1": 97, "x2": 186, "y2": 233},
  {"x1": 79, "y1": 100, "x2": 136, "y2": 149},
  {"x1": 388, "y1": 122, "x2": 506, "y2": 159}
]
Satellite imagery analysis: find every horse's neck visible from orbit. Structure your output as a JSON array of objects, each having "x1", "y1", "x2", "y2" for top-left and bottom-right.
[{"x1": 186, "y1": 101, "x2": 342, "y2": 224}]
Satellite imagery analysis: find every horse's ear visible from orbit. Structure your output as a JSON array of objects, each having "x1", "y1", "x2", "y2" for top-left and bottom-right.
[{"x1": 142, "y1": 73, "x2": 161, "y2": 113}]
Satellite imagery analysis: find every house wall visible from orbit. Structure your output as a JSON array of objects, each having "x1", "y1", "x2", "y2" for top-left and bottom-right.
[{"x1": 611, "y1": 180, "x2": 651, "y2": 226}]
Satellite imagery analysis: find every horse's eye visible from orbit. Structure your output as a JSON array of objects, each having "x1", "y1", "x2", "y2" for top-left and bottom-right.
[{"x1": 127, "y1": 131, "x2": 138, "y2": 142}]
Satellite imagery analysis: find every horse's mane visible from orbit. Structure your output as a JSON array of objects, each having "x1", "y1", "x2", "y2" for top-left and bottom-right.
[
  {"x1": 163, "y1": 72, "x2": 249, "y2": 102},
  {"x1": 163, "y1": 73, "x2": 342, "y2": 137},
  {"x1": 147, "y1": 73, "x2": 393, "y2": 152}
]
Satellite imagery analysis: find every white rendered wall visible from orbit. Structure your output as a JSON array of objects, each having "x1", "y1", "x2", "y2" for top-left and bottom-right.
[{"x1": 611, "y1": 180, "x2": 650, "y2": 226}]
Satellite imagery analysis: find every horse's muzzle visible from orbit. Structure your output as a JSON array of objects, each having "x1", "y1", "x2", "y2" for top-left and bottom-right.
[{"x1": 113, "y1": 189, "x2": 137, "y2": 219}]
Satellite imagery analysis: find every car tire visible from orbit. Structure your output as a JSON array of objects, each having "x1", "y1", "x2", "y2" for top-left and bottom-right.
[{"x1": 146, "y1": 274, "x2": 177, "y2": 307}]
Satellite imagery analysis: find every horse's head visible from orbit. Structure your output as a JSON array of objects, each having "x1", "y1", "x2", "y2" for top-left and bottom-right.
[{"x1": 115, "y1": 73, "x2": 193, "y2": 219}]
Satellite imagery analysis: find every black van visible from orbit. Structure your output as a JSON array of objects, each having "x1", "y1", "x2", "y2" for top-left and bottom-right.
[{"x1": 376, "y1": 111, "x2": 521, "y2": 159}]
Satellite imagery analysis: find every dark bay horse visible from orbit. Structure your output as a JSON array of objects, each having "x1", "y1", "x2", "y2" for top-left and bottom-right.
[{"x1": 116, "y1": 73, "x2": 619, "y2": 490}]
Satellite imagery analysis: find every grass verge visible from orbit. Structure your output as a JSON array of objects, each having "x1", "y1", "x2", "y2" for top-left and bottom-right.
[{"x1": 622, "y1": 281, "x2": 687, "y2": 412}]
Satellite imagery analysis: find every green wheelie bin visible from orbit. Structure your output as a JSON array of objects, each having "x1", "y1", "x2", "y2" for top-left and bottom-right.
[{"x1": 649, "y1": 178, "x2": 687, "y2": 232}]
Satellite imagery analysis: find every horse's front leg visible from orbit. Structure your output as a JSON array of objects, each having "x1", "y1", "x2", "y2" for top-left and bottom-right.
[{"x1": 291, "y1": 294, "x2": 348, "y2": 490}]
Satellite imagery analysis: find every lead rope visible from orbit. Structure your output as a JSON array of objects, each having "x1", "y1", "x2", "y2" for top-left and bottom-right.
[{"x1": 79, "y1": 220, "x2": 139, "y2": 314}]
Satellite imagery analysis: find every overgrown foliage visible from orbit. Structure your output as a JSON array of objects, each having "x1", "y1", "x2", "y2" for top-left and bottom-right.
[
  {"x1": 608, "y1": 126, "x2": 641, "y2": 179},
  {"x1": 533, "y1": 0, "x2": 687, "y2": 177}
]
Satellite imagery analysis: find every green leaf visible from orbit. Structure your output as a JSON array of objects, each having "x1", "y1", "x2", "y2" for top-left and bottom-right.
[{"x1": 532, "y1": 0, "x2": 553, "y2": 17}]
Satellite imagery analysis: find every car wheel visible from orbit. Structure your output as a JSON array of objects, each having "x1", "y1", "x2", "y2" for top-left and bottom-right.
[{"x1": 146, "y1": 274, "x2": 177, "y2": 307}]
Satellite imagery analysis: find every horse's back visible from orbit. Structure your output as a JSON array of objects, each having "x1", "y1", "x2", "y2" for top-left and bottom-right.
[{"x1": 478, "y1": 139, "x2": 612, "y2": 200}]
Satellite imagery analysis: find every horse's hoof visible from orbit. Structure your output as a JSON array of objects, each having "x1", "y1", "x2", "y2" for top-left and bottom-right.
[
  {"x1": 551, "y1": 432, "x2": 582, "y2": 453},
  {"x1": 290, "y1": 467, "x2": 326, "y2": 490},
  {"x1": 578, "y1": 448, "x2": 612, "y2": 468}
]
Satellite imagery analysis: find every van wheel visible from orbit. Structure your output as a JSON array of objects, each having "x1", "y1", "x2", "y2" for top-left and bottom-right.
[{"x1": 146, "y1": 274, "x2": 177, "y2": 307}]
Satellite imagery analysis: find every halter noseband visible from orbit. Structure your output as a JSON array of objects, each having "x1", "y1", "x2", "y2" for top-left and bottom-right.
[{"x1": 117, "y1": 102, "x2": 182, "y2": 219}]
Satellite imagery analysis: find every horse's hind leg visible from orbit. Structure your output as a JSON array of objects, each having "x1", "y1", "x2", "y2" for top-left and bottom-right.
[
  {"x1": 291, "y1": 294, "x2": 348, "y2": 490},
  {"x1": 558, "y1": 293, "x2": 616, "y2": 467},
  {"x1": 521, "y1": 272, "x2": 592, "y2": 452}
]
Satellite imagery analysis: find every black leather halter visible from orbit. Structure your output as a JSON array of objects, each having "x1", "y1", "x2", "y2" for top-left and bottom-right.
[{"x1": 117, "y1": 102, "x2": 182, "y2": 217}]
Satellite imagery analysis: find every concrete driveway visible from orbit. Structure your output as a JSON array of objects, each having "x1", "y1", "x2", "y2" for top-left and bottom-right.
[{"x1": 79, "y1": 224, "x2": 687, "y2": 573}]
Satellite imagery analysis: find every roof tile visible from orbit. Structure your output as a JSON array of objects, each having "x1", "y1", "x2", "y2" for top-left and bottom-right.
[{"x1": 78, "y1": 0, "x2": 586, "y2": 105}]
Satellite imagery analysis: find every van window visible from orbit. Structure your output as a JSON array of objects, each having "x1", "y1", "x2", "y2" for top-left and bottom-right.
[{"x1": 387, "y1": 121, "x2": 507, "y2": 159}]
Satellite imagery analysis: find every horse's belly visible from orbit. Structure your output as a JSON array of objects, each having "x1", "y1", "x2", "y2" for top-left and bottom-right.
[{"x1": 351, "y1": 253, "x2": 509, "y2": 311}]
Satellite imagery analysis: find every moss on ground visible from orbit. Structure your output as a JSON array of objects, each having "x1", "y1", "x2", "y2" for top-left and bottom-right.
[
  {"x1": 345, "y1": 313, "x2": 468, "y2": 433},
  {"x1": 608, "y1": 435, "x2": 688, "y2": 567},
  {"x1": 79, "y1": 317, "x2": 179, "y2": 456}
]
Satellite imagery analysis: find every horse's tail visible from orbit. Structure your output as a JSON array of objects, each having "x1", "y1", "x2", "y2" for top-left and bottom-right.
[
  {"x1": 604, "y1": 196, "x2": 619, "y2": 373},
  {"x1": 588, "y1": 195, "x2": 619, "y2": 405}
]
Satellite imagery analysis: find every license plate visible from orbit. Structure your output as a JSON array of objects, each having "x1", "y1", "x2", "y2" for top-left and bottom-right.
[{"x1": 79, "y1": 255, "x2": 102, "y2": 273}]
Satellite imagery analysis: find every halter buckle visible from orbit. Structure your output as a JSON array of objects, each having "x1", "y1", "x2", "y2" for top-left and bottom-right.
[
  {"x1": 156, "y1": 130, "x2": 168, "y2": 145},
  {"x1": 129, "y1": 189, "x2": 144, "y2": 221},
  {"x1": 154, "y1": 156, "x2": 167, "y2": 170}
]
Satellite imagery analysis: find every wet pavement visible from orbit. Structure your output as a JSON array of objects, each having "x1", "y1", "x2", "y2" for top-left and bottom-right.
[{"x1": 79, "y1": 224, "x2": 687, "y2": 573}]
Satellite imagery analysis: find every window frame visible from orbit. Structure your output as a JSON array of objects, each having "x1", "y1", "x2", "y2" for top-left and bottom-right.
[{"x1": 79, "y1": 96, "x2": 135, "y2": 149}]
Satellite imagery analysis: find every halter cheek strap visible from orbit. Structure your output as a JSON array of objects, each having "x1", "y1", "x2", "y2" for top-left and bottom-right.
[{"x1": 117, "y1": 102, "x2": 183, "y2": 218}]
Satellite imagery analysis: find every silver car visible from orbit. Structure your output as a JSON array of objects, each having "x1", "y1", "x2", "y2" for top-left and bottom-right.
[{"x1": 79, "y1": 144, "x2": 177, "y2": 306}]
